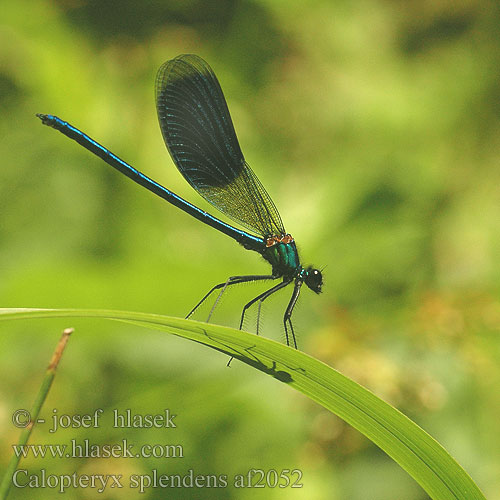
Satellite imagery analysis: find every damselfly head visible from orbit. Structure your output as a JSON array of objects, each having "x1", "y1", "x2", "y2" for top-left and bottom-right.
[{"x1": 304, "y1": 267, "x2": 323, "y2": 294}]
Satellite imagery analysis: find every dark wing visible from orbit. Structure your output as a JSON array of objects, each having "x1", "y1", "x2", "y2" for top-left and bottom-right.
[{"x1": 155, "y1": 54, "x2": 285, "y2": 237}]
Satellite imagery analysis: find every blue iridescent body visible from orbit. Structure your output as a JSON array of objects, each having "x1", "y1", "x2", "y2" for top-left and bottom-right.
[
  {"x1": 37, "y1": 54, "x2": 323, "y2": 349},
  {"x1": 263, "y1": 238, "x2": 297, "y2": 276}
]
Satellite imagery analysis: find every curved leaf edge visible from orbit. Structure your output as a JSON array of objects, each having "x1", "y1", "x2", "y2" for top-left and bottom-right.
[{"x1": 0, "y1": 308, "x2": 485, "y2": 500}]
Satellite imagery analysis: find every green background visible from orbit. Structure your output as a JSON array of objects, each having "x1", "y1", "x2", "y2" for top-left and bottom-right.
[{"x1": 1, "y1": 0, "x2": 499, "y2": 498}]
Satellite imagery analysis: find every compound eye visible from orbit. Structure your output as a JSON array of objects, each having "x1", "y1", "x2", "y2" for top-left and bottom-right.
[{"x1": 305, "y1": 268, "x2": 323, "y2": 293}]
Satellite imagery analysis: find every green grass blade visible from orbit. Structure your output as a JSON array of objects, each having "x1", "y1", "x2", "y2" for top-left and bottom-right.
[
  {"x1": 0, "y1": 308, "x2": 485, "y2": 499},
  {"x1": 0, "y1": 326, "x2": 73, "y2": 500}
]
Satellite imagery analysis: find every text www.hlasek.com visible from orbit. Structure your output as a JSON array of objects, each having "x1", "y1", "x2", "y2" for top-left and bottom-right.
[{"x1": 12, "y1": 439, "x2": 183, "y2": 459}]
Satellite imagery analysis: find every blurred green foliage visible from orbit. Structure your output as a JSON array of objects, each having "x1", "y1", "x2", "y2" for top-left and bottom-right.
[{"x1": 0, "y1": 0, "x2": 499, "y2": 498}]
